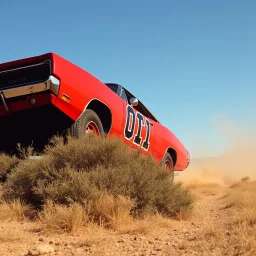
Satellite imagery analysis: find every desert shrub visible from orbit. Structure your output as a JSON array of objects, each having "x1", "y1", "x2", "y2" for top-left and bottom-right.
[
  {"x1": 43, "y1": 135, "x2": 143, "y2": 171},
  {"x1": 241, "y1": 176, "x2": 250, "y2": 183},
  {"x1": 86, "y1": 164, "x2": 193, "y2": 217},
  {"x1": 4, "y1": 135, "x2": 193, "y2": 217},
  {"x1": 3, "y1": 157, "x2": 100, "y2": 206},
  {"x1": 0, "y1": 154, "x2": 19, "y2": 181}
]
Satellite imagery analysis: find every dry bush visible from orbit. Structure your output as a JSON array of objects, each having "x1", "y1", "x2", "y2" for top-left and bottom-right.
[
  {"x1": 241, "y1": 176, "x2": 250, "y2": 182},
  {"x1": 85, "y1": 194, "x2": 134, "y2": 229},
  {"x1": 39, "y1": 200, "x2": 87, "y2": 234},
  {"x1": 0, "y1": 153, "x2": 19, "y2": 181},
  {"x1": 4, "y1": 135, "x2": 194, "y2": 218},
  {"x1": 3, "y1": 158, "x2": 101, "y2": 206},
  {"x1": 0, "y1": 198, "x2": 36, "y2": 221},
  {"x1": 44, "y1": 134, "x2": 143, "y2": 171}
]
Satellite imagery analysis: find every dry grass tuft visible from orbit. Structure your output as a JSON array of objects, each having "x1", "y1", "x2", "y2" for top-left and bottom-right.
[
  {"x1": 231, "y1": 223, "x2": 256, "y2": 255},
  {"x1": 0, "y1": 198, "x2": 36, "y2": 221},
  {"x1": 213, "y1": 181, "x2": 256, "y2": 255},
  {"x1": 184, "y1": 180, "x2": 256, "y2": 255},
  {"x1": 86, "y1": 194, "x2": 134, "y2": 229},
  {"x1": 39, "y1": 200, "x2": 87, "y2": 234},
  {"x1": 200, "y1": 220, "x2": 222, "y2": 241},
  {"x1": 231, "y1": 183, "x2": 256, "y2": 226},
  {"x1": 225, "y1": 181, "x2": 256, "y2": 223}
]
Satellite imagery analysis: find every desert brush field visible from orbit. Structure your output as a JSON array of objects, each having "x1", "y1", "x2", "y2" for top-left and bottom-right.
[{"x1": 0, "y1": 134, "x2": 255, "y2": 256}]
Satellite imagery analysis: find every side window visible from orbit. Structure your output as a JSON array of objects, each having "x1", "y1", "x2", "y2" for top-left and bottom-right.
[
  {"x1": 105, "y1": 83, "x2": 119, "y2": 94},
  {"x1": 120, "y1": 89, "x2": 128, "y2": 102}
]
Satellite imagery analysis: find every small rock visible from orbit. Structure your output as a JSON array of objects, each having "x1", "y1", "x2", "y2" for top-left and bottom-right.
[
  {"x1": 187, "y1": 235, "x2": 197, "y2": 241},
  {"x1": 226, "y1": 230, "x2": 231, "y2": 236},
  {"x1": 38, "y1": 238, "x2": 44, "y2": 242},
  {"x1": 28, "y1": 244, "x2": 55, "y2": 255},
  {"x1": 166, "y1": 242, "x2": 171, "y2": 246},
  {"x1": 49, "y1": 241, "x2": 54, "y2": 244}
]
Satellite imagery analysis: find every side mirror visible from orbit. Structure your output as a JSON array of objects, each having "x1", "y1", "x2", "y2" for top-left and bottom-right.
[{"x1": 129, "y1": 97, "x2": 139, "y2": 107}]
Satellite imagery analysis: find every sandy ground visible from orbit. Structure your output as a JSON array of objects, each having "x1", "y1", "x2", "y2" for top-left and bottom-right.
[{"x1": 0, "y1": 181, "x2": 246, "y2": 256}]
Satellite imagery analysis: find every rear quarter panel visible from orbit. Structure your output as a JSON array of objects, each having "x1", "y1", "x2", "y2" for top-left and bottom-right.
[{"x1": 51, "y1": 53, "x2": 124, "y2": 135}]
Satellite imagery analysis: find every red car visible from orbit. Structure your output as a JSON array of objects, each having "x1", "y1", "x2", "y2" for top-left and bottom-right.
[{"x1": 0, "y1": 52, "x2": 190, "y2": 180}]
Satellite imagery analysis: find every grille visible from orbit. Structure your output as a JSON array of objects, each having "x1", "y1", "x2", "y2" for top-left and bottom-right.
[{"x1": 0, "y1": 61, "x2": 51, "y2": 90}]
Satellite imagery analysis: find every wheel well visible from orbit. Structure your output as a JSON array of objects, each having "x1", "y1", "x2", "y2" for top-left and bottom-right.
[
  {"x1": 167, "y1": 148, "x2": 177, "y2": 167},
  {"x1": 87, "y1": 100, "x2": 112, "y2": 134}
]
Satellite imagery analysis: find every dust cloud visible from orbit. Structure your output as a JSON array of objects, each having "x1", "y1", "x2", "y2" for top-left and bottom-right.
[{"x1": 177, "y1": 113, "x2": 256, "y2": 187}]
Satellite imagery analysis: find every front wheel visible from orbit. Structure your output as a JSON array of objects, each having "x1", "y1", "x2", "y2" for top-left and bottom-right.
[{"x1": 161, "y1": 152, "x2": 175, "y2": 183}]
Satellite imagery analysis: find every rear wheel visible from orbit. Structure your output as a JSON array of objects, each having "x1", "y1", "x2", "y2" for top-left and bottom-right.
[
  {"x1": 161, "y1": 152, "x2": 175, "y2": 183},
  {"x1": 70, "y1": 109, "x2": 104, "y2": 138}
]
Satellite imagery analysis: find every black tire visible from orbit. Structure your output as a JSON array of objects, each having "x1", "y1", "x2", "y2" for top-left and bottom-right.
[
  {"x1": 70, "y1": 109, "x2": 104, "y2": 138},
  {"x1": 161, "y1": 152, "x2": 175, "y2": 183}
]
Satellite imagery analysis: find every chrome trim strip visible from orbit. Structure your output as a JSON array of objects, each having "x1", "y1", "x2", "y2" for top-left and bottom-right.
[
  {"x1": 0, "y1": 91, "x2": 9, "y2": 111},
  {"x1": 2, "y1": 75, "x2": 60, "y2": 99}
]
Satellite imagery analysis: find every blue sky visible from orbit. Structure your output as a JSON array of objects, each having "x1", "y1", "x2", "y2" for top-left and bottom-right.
[{"x1": 0, "y1": 0, "x2": 255, "y2": 157}]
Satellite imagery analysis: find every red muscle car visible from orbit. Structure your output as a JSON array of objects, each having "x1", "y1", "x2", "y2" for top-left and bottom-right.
[{"x1": 0, "y1": 52, "x2": 190, "y2": 180}]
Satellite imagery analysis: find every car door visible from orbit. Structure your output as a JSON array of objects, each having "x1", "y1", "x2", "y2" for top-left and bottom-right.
[{"x1": 120, "y1": 88, "x2": 156, "y2": 155}]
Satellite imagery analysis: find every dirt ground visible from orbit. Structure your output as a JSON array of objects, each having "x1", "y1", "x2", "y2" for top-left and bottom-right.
[{"x1": 1, "y1": 177, "x2": 255, "y2": 256}]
